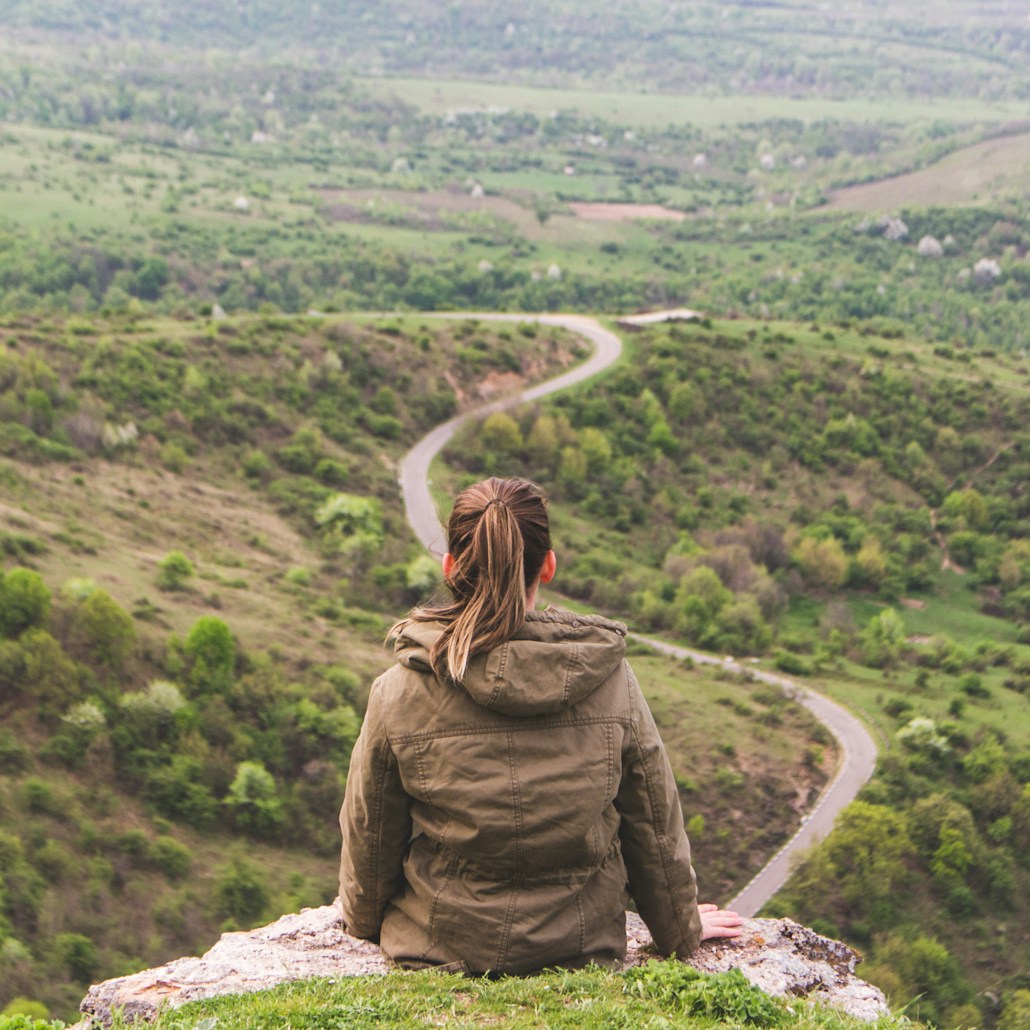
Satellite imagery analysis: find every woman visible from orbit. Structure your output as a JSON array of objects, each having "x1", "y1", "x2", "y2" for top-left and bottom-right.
[{"x1": 339, "y1": 476, "x2": 741, "y2": 974}]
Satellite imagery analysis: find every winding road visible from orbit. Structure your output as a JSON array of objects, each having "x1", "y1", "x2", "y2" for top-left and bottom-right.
[{"x1": 396, "y1": 313, "x2": 878, "y2": 917}]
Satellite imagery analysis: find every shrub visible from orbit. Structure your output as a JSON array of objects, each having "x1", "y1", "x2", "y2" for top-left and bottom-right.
[
  {"x1": 0, "y1": 568, "x2": 51, "y2": 639},
  {"x1": 156, "y1": 551, "x2": 194, "y2": 591},
  {"x1": 283, "y1": 566, "x2": 312, "y2": 587},
  {"x1": 152, "y1": 836, "x2": 192, "y2": 881},
  {"x1": 14, "y1": 629, "x2": 81, "y2": 712},
  {"x1": 143, "y1": 756, "x2": 218, "y2": 828},
  {"x1": 0, "y1": 1000, "x2": 53, "y2": 1023},
  {"x1": 34, "y1": 839, "x2": 75, "y2": 883},
  {"x1": 224, "y1": 760, "x2": 284, "y2": 837},
  {"x1": 214, "y1": 857, "x2": 270, "y2": 925},
  {"x1": 773, "y1": 650, "x2": 812, "y2": 676},
  {"x1": 0, "y1": 731, "x2": 29, "y2": 774},
  {"x1": 53, "y1": 932, "x2": 97, "y2": 982},
  {"x1": 241, "y1": 449, "x2": 272, "y2": 481},
  {"x1": 18, "y1": 779, "x2": 62, "y2": 817},
  {"x1": 160, "y1": 441, "x2": 189, "y2": 472},
  {"x1": 70, "y1": 589, "x2": 136, "y2": 671}
]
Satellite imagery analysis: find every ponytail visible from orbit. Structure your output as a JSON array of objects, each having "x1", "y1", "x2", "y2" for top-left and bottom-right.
[{"x1": 395, "y1": 478, "x2": 551, "y2": 683}]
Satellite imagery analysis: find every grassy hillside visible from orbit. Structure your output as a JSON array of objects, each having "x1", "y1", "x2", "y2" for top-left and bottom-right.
[
  {"x1": 0, "y1": 313, "x2": 831, "y2": 1021},
  {"x1": 442, "y1": 315, "x2": 1030, "y2": 1026}
]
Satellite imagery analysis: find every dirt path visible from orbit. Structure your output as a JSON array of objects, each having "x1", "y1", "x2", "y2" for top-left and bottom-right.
[{"x1": 396, "y1": 312, "x2": 878, "y2": 917}]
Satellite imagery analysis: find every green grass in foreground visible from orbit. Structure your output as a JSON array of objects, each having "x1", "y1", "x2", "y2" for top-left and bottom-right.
[{"x1": 100, "y1": 963, "x2": 911, "y2": 1030}]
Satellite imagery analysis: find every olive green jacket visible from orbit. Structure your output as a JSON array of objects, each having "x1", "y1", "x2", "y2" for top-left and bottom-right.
[{"x1": 338, "y1": 607, "x2": 702, "y2": 974}]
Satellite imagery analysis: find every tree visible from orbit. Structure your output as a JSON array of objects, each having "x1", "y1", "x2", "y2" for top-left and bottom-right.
[
  {"x1": 870, "y1": 934, "x2": 971, "y2": 1027},
  {"x1": 0, "y1": 568, "x2": 50, "y2": 638},
  {"x1": 214, "y1": 857, "x2": 270, "y2": 925},
  {"x1": 675, "y1": 566, "x2": 732, "y2": 645},
  {"x1": 143, "y1": 756, "x2": 218, "y2": 828},
  {"x1": 557, "y1": 445, "x2": 588, "y2": 498},
  {"x1": 526, "y1": 415, "x2": 559, "y2": 469},
  {"x1": 184, "y1": 616, "x2": 236, "y2": 695},
  {"x1": 405, "y1": 554, "x2": 442, "y2": 602},
  {"x1": 14, "y1": 629, "x2": 80, "y2": 713},
  {"x1": 53, "y1": 932, "x2": 97, "y2": 983},
  {"x1": 224, "y1": 761, "x2": 284, "y2": 836},
  {"x1": 792, "y1": 536, "x2": 847, "y2": 590},
  {"x1": 579, "y1": 427, "x2": 612, "y2": 474},
  {"x1": 710, "y1": 597, "x2": 771, "y2": 654},
  {"x1": 480, "y1": 411, "x2": 523, "y2": 455},
  {"x1": 315, "y1": 493, "x2": 384, "y2": 564},
  {"x1": 852, "y1": 536, "x2": 887, "y2": 590},
  {"x1": 786, "y1": 801, "x2": 913, "y2": 927},
  {"x1": 861, "y1": 609, "x2": 906, "y2": 668},
  {"x1": 70, "y1": 589, "x2": 136, "y2": 671}
]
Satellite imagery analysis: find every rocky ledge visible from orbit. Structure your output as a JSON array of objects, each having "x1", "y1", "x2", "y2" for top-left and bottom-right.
[{"x1": 75, "y1": 905, "x2": 888, "y2": 1027}]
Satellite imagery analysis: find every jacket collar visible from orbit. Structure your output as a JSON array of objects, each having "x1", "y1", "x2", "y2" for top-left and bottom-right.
[{"x1": 393, "y1": 607, "x2": 627, "y2": 716}]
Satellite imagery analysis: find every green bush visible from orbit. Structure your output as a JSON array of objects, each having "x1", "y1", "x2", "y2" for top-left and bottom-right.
[
  {"x1": 18, "y1": 779, "x2": 62, "y2": 817},
  {"x1": 151, "y1": 836, "x2": 192, "y2": 881},
  {"x1": 241, "y1": 448, "x2": 272, "y2": 481},
  {"x1": 0, "y1": 569, "x2": 51, "y2": 639},
  {"x1": 143, "y1": 756, "x2": 218, "y2": 829},
  {"x1": 772, "y1": 650, "x2": 812, "y2": 676},
  {"x1": 0, "y1": 1000, "x2": 57, "y2": 1026},
  {"x1": 0, "y1": 731, "x2": 30, "y2": 774},
  {"x1": 223, "y1": 761, "x2": 284, "y2": 837},
  {"x1": 184, "y1": 616, "x2": 236, "y2": 695},
  {"x1": 52, "y1": 932, "x2": 97, "y2": 983},
  {"x1": 214, "y1": 857, "x2": 270, "y2": 925},
  {"x1": 69, "y1": 589, "x2": 136, "y2": 671},
  {"x1": 155, "y1": 551, "x2": 194, "y2": 591}
]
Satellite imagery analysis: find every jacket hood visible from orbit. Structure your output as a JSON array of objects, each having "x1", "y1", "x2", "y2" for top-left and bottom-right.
[{"x1": 393, "y1": 607, "x2": 627, "y2": 717}]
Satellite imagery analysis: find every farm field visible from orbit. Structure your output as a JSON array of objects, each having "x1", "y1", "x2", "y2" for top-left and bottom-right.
[
  {"x1": 827, "y1": 130, "x2": 1030, "y2": 211},
  {"x1": 361, "y1": 75, "x2": 1030, "y2": 130}
]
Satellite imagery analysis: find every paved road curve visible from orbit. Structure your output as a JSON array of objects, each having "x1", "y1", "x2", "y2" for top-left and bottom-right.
[{"x1": 396, "y1": 312, "x2": 878, "y2": 916}]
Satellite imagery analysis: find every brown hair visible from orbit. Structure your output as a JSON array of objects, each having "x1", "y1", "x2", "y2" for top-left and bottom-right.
[{"x1": 396, "y1": 477, "x2": 551, "y2": 683}]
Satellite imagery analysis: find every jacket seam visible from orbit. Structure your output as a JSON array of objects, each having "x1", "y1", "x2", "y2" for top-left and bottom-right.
[
  {"x1": 417, "y1": 848, "x2": 460, "y2": 963},
  {"x1": 495, "y1": 883, "x2": 521, "y2": 969},
  {"x1": 507, "y1": 731, "x2": 525, "y2": 871},
  {"x1": 485, "y1": 641, "x2": 510, "y2": 709},
  {"x1": 604, "y1": 722, "x2": 615, "y2": 802},
  {"x1": 413, "y1": 739, "x2": 431, "y2": 803},
  {"x1": 393, "y1": 714, "x2": 630, "y2": 745},
  {"x1": 561, "y1": 642, "x2": 581, "y2": 707}
]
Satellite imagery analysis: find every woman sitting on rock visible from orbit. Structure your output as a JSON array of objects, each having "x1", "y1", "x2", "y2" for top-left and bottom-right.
[{"x1": 339, "y1": 476, "x2": 741, "y2": 973}]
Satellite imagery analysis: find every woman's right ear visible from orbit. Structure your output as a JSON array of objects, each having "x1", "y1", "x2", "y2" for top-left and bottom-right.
[
  {"x1": 442, "y1": 553, "x2": 455, "y2": 580},
  {"x1": 540, "y1": 549, "x2": 557, "y2": 584}
]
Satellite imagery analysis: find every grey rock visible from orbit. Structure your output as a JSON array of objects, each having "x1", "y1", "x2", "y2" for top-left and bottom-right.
[{"x1": 75, "y1": 905, "x2": 887, "y2": 1027}]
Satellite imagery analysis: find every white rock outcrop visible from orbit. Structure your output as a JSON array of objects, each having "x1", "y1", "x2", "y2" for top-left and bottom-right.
[
  {"x1": 74, "y1": 906, "x2": 888, "y2": 1027},
  {"x1": 972, "y1": 257, "x2": 1002, "y2": 284},
  {"x1": 917, "y1": 235, "x2": 944, "y2": 258}
]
